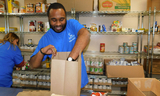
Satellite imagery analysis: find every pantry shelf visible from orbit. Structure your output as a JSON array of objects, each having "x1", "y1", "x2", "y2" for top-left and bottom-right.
[
  {"x1": 83, "y1": 51, "x2": 139, "y2": 59},
  {"x1": 90, "y1": 31, "x2": 140, "y2": 35}
]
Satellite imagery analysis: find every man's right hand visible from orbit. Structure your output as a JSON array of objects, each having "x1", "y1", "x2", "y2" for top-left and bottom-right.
[{"x1": 40, "y1": 45, "x2": 57, "y2": 56}]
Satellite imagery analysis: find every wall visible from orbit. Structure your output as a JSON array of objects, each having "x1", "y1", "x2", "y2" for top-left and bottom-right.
[{"x1": 1, "y1": 0, "x2": 160, "y2": 60}]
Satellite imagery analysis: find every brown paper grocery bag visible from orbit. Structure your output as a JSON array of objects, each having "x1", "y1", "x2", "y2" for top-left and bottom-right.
[{"x1": 50, "y1": 52, "x2": 81, "y2": 96}]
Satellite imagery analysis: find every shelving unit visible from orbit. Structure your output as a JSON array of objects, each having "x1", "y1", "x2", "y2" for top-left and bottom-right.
[{"x1": 1, "y1": 8, "x2": 158, "y2": 95}]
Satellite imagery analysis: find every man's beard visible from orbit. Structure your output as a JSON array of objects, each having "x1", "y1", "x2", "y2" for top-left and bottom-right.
[{"x1": 49, "y1": 22, "x2": 66, "y2": 33}]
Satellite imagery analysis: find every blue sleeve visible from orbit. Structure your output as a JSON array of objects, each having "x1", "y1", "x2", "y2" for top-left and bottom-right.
[
  {"x1": 70, "y1": 19, "x2": 84, "y2": 36},
  {"x1": 14, "y1": 46, "x2": 23, "y2": 65},
  {"x1": 30, "y1": 35, "x2": 51, "y2": 61}
]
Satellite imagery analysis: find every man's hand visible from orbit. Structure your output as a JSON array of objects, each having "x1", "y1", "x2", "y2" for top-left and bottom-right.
[{"x1": 41, "y1": 45, "x2": 57, "y2": 56}]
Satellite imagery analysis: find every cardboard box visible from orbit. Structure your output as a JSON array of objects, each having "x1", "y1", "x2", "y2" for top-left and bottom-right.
[
  {"x1": 144, "y1": 59, "x2": 160, "y2": 74},
  {"x1": 147, "y1": 0, "x2": 160, "y2": 11},
  {"x1": 24, "y1": 0, "x2": 46, "y2": 5},
  {"x1": 51, "y1": 52, "x2": 81, "y2": 96},
  {"x1": 105, "y1": 59, "x2": 145, "y2": 78},
  {"x1": 57, "y1": 0, "x2": 93, "y2": 11},
  {"x1": 99, "y1": 0, "x2": 130, "y2": 11},
  {"x1": 75, "y1": 0, "x2": 93, "y2": 11},
  {"x1": 57, "y1": 0, "x2": 74, "y2": 11},
  {"x1": 127, "y1": 78, "x2": 160, "y2": 96}
]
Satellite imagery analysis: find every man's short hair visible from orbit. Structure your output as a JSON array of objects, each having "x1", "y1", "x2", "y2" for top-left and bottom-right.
[{"x1": 47, "y1": 3, "x2": 66, "y2": 17}]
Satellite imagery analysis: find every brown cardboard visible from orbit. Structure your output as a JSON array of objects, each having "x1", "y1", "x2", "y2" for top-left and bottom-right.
[
  {"x1": 147, "y1": 0, "x2": 160, "y2": 11},
  {"x1": 127, "y1": 78, "x2": 160, "y2": 96},
  {"x1": 57, "y1": 0, "x2": 74, "y2": 12},
  {"x1": 51, "y1": 52, "x2": 81, "y2": 96},
  {"x1": 57, "y1": 0, "x2": 93, "y2": 11},
  {"x1": 17, "y1": 90, "x2": 65, "y2": 96},
  {"x1": 24, "y1": 0, "x2": 46, "y2": 5},
  {"x1": 105, "y1": 59, "x2": 145, "y2": 78},
  {"x1": 75, "y1": 0, "x2": 93, "y2": 11},
  {"x1": 99, "y1": 0, "x2": 130, "y2": 11},
  {"x1": 144, "y1": 59, "x2": 160, "y2": 74}
]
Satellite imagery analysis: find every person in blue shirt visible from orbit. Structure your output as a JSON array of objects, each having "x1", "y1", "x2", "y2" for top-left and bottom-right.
[
  {"x1": 0, "y1": 32, "x2": 25, "y2": 87},
  {"x1": 30, "y1": 3, "x2": 90, "y2": 88}
]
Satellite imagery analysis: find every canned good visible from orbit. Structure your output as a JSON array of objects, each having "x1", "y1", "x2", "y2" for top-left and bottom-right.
[
  {"x1": 100, "y1": 43, "x2": 105, "y2": 52},
  {"x1": 28, "y1": 39, "x2": 32, "y2": 45},
  {"x1": 119, "y1": 45, "x2": 124, "y2": 53},
  {"x1": 94, "y1": 68, "x2": 99, "y2": 73},
  {"x1": 129, "y1": 46, "x2": 134, "y2": 54},
  {"x1": 132, "y1": 42, "x2": 137, "y2": 46},
  {"x1": 99, "y1": 68, "x2": 103, "y2": 73},
  {"x1": 133, "y1": 46, "x2": 137, "y2": 52},
  {"x1": 90, "y1": 68, "x2": 94, "y2": 72},
  {"x1": 123, "y1": 42, "x2": 128, "y2": 47},
  {"x1": 124, "y1": 46, "x2": 129, "y2": 54}
]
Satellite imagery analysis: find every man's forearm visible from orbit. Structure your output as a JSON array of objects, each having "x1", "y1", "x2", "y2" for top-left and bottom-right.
[
  {"x1": 30, "y1": 51, "x2": 44, "y2": 69},
  {"x1": 69, "y1": 28, "x2": 90, "y2": 60}
]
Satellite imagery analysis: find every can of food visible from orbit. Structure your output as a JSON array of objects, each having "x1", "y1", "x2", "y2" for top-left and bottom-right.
[
  {"x1": 132, "y1": 42, "x2": 137, "y2": 46},
  {"x1": 94, "y1": 68, "x2": 99, "y2": 73},
  {"x1": 119, "y1": 45, "x2": 124, "y2": 53},
  {"x1": 100, "y1": 43, "x2": 105, "y2": 52},
  {"x1": 99, "y1": 68, "x2": 103, "y2": 73},
  {"x1": 133, "y1": 46, "x2": 137, "y2": 52},
  {"x1": 124, "y1": 46, "x2": 129, "y2": 54},
  {"x1": 129, "y1": 46, "x2": 134, "y2": 54},
  {"x1": 123, "y1": 42, "x2": 128, "y2": 47},
  {"x1": 90, "y1": 68, "x2": 94, "y2": 72},
  {"x1": 28, "y1": 39, "x2": 32, "y2": 45}
]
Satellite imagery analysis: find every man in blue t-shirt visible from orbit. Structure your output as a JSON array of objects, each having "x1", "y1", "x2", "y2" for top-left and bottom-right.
[{"x1": 30, "y1": 3, "x2": 90, "y2": 88}]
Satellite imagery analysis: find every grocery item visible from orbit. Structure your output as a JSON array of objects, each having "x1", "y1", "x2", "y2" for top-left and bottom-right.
[
  {"x1": 28, "y1": 20, "x2": 36, "y2": 32},
  {"x1": 38, "y1": 21, "x2": 44, "y2": 32},
  {"x1": 100, "y1": 43, "x2": 105, "y2": 52},
  {"x1": 119, "y1": 45, "x2": 124, "y2": 54},
  {"x1": 20, "y1": 6, "x2": 26, "y2": 13},
  {"x1": 28, "y1": 39, "x2": 32, "y2": 45},
  {"x1": 36, "y1": 2, "x2": 45, "y2": 13},
  {"x1": 26, "y1": 3, "x2": 35, "y2": 13},
  {"x1": 90, "y1": 23, "x2": 97, "y2": 32}
]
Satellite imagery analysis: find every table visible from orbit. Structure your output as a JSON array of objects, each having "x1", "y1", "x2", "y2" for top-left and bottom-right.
[{"x1": 0, "y1": 87, "x2": 92, "y2": 96}]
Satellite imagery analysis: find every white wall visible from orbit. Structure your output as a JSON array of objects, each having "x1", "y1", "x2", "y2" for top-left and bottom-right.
[{"x1": 1, "y1": 0, "x2": 160, "y2": 59}]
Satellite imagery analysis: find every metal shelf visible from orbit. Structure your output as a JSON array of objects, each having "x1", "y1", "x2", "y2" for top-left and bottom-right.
[
  {"x1": 12, "y1": 31, "x2": 46, "y2": 34},
  {"x1": 21, "y1": 51, "x2": 33, "y2": 56},
  {"x1": 0, "y1": 32, "x2": 5, "y2": 34},
  {"x1": 90, "y1": 31, "x2": 139, "y2": 35},
  {"x1": 83, "y1": 51, "x2": 139, "y2": 59}
]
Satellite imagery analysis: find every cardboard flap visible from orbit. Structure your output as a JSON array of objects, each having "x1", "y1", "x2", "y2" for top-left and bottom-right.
[
  {"x1": 107, "y1": 66, "x2": 145, "y2": 78},
  {"x1": 152, "y1": 79, "x2": 160, "y2": 96},
  {"x1": 127, "y1": 78, "x2": 146, "y2": 96},
  {"x1": 127, "y1": 78, "x2": 160, "y2": 96},
  {"x1": 53, "y1": 52, "x2": 70, "y2": 60}
]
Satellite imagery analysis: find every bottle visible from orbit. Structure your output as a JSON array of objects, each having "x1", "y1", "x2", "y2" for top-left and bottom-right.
[
  {"x1": 155, "y1": 21, "x2": 158, "y2": 32},
  {"x1": 46, "y1": 57, "x2": 50, "y2": 68}
]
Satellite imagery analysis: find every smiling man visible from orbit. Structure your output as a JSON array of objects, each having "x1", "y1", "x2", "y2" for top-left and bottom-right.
[{"x1": 29, "y1": 3, "x2": 90, "y2": 88}]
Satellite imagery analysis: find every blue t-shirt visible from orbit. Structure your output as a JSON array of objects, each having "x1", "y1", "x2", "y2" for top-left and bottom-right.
[
  {"x1": 0, "y1": 41, "x2": 23, "y2": 87},
  {"x1": 31, "y1": 19, "x2": 88, "y2": 88}
]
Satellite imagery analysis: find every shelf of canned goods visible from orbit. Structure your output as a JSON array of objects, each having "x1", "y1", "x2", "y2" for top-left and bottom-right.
[
  {"x1": 12, "y1": 69, "x2": 128, "y2": 95},
  {"x1": 12, "y1": 69, "x2": 51, "y2": 89}
]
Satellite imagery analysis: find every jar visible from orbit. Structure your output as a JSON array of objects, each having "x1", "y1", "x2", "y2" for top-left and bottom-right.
[
  {"x1": 38, "y1": 21, "x2": 44, "y2": 32},
  {"x1": 100, "y1": 43, "x2": 105, "y2": 52},
  {"x1": 29, "y1": 20, "x2": 36, "y2": 32}
]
